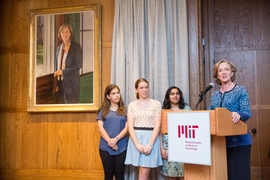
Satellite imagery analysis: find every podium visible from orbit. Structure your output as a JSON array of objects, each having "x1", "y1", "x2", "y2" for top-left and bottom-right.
[{"x1": 161, "y1": 108, "x2": 248, "y2": 180}]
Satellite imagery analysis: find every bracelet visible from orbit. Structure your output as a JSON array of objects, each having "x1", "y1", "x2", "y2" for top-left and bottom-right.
[
  {"x1": 115, "y1": 136, "x2": 119, "y2": 141},
  {"x1": 148, "y1": 143, "x2": 153, "y2": 148}
]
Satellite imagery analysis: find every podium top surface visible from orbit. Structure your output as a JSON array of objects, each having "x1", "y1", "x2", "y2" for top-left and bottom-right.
[{"x1": 161, "y1": 108, "x2": 247, "y2": 136}]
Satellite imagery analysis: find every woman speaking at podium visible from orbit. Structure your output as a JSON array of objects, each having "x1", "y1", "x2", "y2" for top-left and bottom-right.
[{"x1": 208, "y1": 60, "x2": 252, "y2": 180}]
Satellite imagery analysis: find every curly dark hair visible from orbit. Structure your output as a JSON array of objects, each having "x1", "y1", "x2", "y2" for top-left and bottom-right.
[{"x1": 162, "y1": 86, "x2": 187, "y2": 109}]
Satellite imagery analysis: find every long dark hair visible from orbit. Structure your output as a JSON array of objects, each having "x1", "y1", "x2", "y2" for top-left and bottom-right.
[
  {"x1": 97, "y1": 84, "x2": 126, "y2": 120},
  {"x1": 162, "y1": 86, "x2": 187, "y2": 109}
]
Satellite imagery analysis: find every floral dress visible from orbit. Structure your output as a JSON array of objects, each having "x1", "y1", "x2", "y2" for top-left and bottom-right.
[{"x1": 160, "y1": 105, "x2": 191, "y2": 177}]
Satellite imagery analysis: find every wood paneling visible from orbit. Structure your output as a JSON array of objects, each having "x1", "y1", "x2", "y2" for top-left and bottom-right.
[
  {"x1": 261, "y1": 110, "x2": 270, "y2": 166},
  {"x1": 213, "y1": 0, "x2": 253, "y2": 48},
  {"x1": 257, "y1": 50, "x2": 270, "y2": 105},
  {"x1": 0, "y1": 0, "x2": 114, "y2": 179},
  {"x1": 187, "y1": 0, "x2": 203, "y2": 110},
  {"x1": 10, "y1": 53, "x2": 29, "y2": 109},
  {"x1": 101, "y1": 0, "x2": 115, "y2": 42},
  {"x1": 257, "y1": 50, "x2": 270, "y2": 180},
  {"x1": 247, "y1": 110, "x2": 261, "y2": 167},
  {"x1": 252, "y1": 0, "x2": 270, "y2": 48},
  {"x1": 0, "y1": 1, "x2": 11, "y2": 48},
  {"x1": 11, "y1": 0, "x2": 29, "y2": 47},
  {"x1": 0, "y1": 54, "x2": 11, "y2": 108},
  {"x1": 0, "y1": 169, "x2": 104, "y2": 180}
]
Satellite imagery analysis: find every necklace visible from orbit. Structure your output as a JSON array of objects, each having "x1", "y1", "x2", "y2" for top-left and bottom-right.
[
  {"x1": 221, "y1": 83, "x2": 234, "y2": 93},
  {"x1": 63, "y1": 40, "x2": 70, "y2": 46},
  {"x1": 63, "y1": 42, "x2": 71, "y2": 51}
]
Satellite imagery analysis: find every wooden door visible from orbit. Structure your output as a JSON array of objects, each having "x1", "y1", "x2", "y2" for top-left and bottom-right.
[{"x1": 202, "y1": 0, "x2": 270, "y2": 179}]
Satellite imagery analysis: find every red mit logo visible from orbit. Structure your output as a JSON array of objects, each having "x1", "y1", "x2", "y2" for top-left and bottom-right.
[{"x1": 178, "y1": 125, "x2": 199, "y2": 138}]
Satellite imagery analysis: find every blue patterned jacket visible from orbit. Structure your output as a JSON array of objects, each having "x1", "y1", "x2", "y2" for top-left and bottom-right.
[{"x1": 208, "y1": 84, "x2": 252, "y2": 148}]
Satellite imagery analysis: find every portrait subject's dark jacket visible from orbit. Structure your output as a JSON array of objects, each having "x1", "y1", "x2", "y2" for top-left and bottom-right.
[{"x1": 55, "y1": 41, "x2": 82, "y2": 103}]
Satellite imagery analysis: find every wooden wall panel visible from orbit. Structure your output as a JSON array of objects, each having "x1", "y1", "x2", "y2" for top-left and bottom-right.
[
  {"x1": 0, "y1": 54, "x2": 11, "y2": 108},
  {"x1": 0, "y1": 112, "x2": 7, "y2": 169},
  {"x1": 101, "y1": 0, "x2": 115, "y2": 42},
  {"x1": 261, "y1": 110, "x2": 270, "y2": 167},
  {"x1": 11, "y1": 0, "x2": 29, "y2": 47},
  {"x1": 10, "y1": 54, "x2": 28, "y2": 109},
  {"x1": 247, "y1": 110, "x2": 261, "y2": 167},
  {"x1": 101, "y1": 0, "x2": 114, "y2": 90},
  {"x1": 257, "y1": 50, "x2": 270, "y2": 170},
  {"x1": 187, "y1": 0, "x2": 203, "y2": 109},
  {"x1": 257, "y1": 50, "x2": 270, "y2": 105},
  {"x1": 0, "y1": 1, "x2": 11, "y2": 48},
  {"x1": 4, "y1": 112, "x2": 26, "y2": 169},
  {"x1": 0, "y1": 0, "x2": 114, "y2": 179},
  {"x1": 257, "y1": 50, "x2": 270, "y2": 179},
  {"x1": 28, "y1": 113, "x2": 49, "y2": 169},
  {"x1": 47, "y1": 0, "x2": 65, "y2": 7},
  {"x1": 0, "y1": 169, "x2": 104, "y2": 180},
  {"x1": 0, "y1": 112, "x2": 30, "y2": 169},
  {"x1": 101, "y1": 47, "x2": 112, "y2": 90},
  {"x1": 29, "y1": 0, "x2": 47, "y2": 9},
  {"x1": 212, "y1": 0, "x2": 253, "y2": 48},
  {"x1": 252, "y1": 0, "x2": 270, "y2": 48}
]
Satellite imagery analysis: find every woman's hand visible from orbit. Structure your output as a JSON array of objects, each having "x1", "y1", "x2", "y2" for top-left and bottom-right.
[
  {"x1": 136, "y1": 143, "x2": 145, "y2": 154},
  {"x1": 112, "y1": 144, "x2": 118, "y2": 151},
  {"x1": 232, "y1": 112, "x2": 241, "y2": 123},
  {"x1": 142, "y1": 144, "x2": 153, "y2": 155},
  {"x1": 54, "y1": 70, "x2": 63, "y2": 77},
  {"x1": 108, "y1": 137, "x2": 118, "y2": 148},
  {"x1": 161, "y1": 147, "x2": 168, "y2": 160}
]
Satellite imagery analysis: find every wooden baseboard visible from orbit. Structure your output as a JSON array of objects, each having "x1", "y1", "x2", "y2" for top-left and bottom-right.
[{"x1": 0, "y1": 169, "x2": 104, "y2": 180}]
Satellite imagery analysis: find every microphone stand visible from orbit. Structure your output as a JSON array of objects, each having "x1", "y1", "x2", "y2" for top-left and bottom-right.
[
  {"x1": 195, "y1": 82, "x2": 215, "y2": 110},
  {"x1": 196, "y1": 39, "x2": 206, "y2": 110},
  {"x1": 195, "y1": 95, "x2": 203, "y2": 110}
]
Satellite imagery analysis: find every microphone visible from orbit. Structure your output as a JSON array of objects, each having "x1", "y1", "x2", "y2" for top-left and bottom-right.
[{"x1": 199, "y1": 82, "x2": 215, "y2": 98}]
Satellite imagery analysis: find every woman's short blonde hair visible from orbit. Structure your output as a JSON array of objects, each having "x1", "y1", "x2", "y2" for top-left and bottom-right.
[
  {"x1": 213, "y1": 59, "x2": 237, "y2": 85},
  {"x1": 57, "y1": 24, "x2": 73, "y2": 41}
]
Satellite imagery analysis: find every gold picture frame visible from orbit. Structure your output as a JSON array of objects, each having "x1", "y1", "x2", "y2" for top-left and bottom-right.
[{"x1": 28, "y1": 4, "x2": 101, "y2": 112}]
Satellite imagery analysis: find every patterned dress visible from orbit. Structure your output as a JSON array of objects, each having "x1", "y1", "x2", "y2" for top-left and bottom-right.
[
  {"x1": 124, "y1": 99, "x2": 163, "y2": 167},
  {"x1": 160, "y1": 105, "x2": 191, "y2": 177}
]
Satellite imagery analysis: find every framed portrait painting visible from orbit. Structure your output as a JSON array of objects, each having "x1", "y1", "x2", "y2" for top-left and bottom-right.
[{"x1": 28, "y1": 4, "x2": 101, "y2": 112}]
